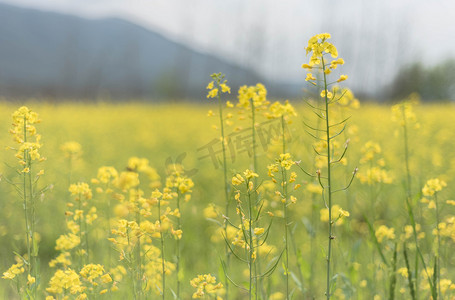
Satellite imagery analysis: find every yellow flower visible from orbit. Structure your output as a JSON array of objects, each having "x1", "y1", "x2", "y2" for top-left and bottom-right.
[
  {"x1": 203, "y1": 204, "x2": 219, "y2": 219},
  {"x1": 254, "y1": 227, "x2": 264, "y2": 235},
  {"x1": 69, "y1": 182, "x2": 93, "y2": 200},
  {"x1": 207, "y1": 88, "x2": 219, "y2": 99},
  {"x1": 397, "y1": 267, "x2": 408, "y2": 278},
  {"x1": 55, "y1": 233, "x2": 81, "y2": 251},
  {"x1": 289, "y1": 172, "x2": 297, "y2": 183},
  {"x1": 220, "y1": 83, "x2": 231, "y2": 93},
  {"x1": 320, "y1": 204, "x2": 349, "y2": 226},
  {"x1": 232, "y1": 174, "x2": 244, "y2": 186},
  {"x1": 339, "y1": 208, "x2": 350, "y2": 217},
  {"x1": 305, "y1": 73, "x2": 316, "y2": 81},
  {"x1": 279, "y1": 153, "x2": 294, "y2": 170},
  {"x1": 114, "y1": 171, "x2": 140, "y2": 190},
  {"x1": 172, "y1": 229, "x2": 183, "y2": 240},
  {"x1": 269, "y1": 292, "x2": 285, "y2": 300},
  {"x1": 46, "y1": 268, "x2": 83, "y2": 295},
  {"x1": 337, "y1": 75, "x2": 348, "y2": 82},
  {"x1": 61, "y1": 141, "x2": 82, "y2": 159},
  {"x1": 27, "y1": 274, "x2": 36, "y2": 285},
  {"x1": 391, "y1": 98, "x2": 418, "y2": 126},
  {"x1": 301, "y1": 63, "x2": 312, "y2": 70},
  {"x1": 330, "y1": 58, "x2": 345, "y2": 69},
  {"x1": 190, "y1": 274, "x2": 223, "y2": 299},
  {"x1": 237, "y1": 83, "x2": 268, "y2": 108},
  {"x1": 2, "y1": 261, "x2": 25, "y2": 280},
  {"x1": 320, "y1": 90, "x2": 333, "y2": 99},
  {"x1": 305, "y1": 33, "x2": 338, "y2": 66},
  {"x1": 375, "y1": 225, "x2": 395, "y2": 243},
  {"x1": 80, "y1": 264, "x2": 105, "y2": 283},
  {"x1": 290, "y1": 196, "x2": 297, "y2": 203},
  {"x1": 206, "y1": 81, "x2": 214, "y2": 90},
  {"x1": 243, "y1": 169, "x2": 259, "y2": 180},
  {"x1": 422, "y1": 178, "x2": 447, "y2": 196},
  {"x1": 96, "y1": 166, "x2": 118, "y2": 184}
]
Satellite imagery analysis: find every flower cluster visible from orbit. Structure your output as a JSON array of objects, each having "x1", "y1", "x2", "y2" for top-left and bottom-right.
[
  {"x1": 207, "y1": 72, "x2": 231, "y2": 99},
  {"x1": 237, "y1": 83, "x2": 268, "y2": 109},
  {"x1": 45, "y1": 264, "x2": 113, "y2": 299},
  {"x1": 61, "y1": 141, "x2": 82, "y2": 160},
  {"x1": 357, "y1": 141, "x2": 393, "y2": 185},
  {"x1": 302, "y1": 33, "x2": 347, "y2": 84},
  {"x1": 190, "y1": 274, "x2": 223, "y2": 299},
  {"x1": 8, "y1": 106, "x2": 45, "y2": 173},
  {"x1": 2, "y1": 259, "x2": 25, "y2": 280},
  {"x1": 422, "y1": 178, "x2": 447, "y2": 197},
  {"x1": 391, "y1": 94, "x2": 420, "y2": 128},
  {"x1": 375, "y1": 225, "x2": 396, "y2": 243}
]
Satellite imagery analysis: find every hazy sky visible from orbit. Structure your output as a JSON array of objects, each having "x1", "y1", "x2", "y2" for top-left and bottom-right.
[{"x1": 2, "y1": 0, "x2": 455, "y2": 94}]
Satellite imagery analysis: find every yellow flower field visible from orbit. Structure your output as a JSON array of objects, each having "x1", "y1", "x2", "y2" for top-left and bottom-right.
[
  {"x1": 0, "y1": 100, "x2": 454, "y2": 299},
  {"x1": 1, "y1": 34, "x2": 455, "y2": 300}
]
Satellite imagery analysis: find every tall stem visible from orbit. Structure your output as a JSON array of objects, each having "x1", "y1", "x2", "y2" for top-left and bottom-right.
[
  {"x1": 22, "y1": 116, "x2": 32, "y2": 282},
  {"x1": 322, "y1": 58, "x2": 333, "y2": 300},
  {"x1": 78, "y1": 193, "x2": 83, "y2": 268},
  {"x1": 247, "y1": 186, "x2": 254, "y2": 300},
  {"x1": 401, "y1": 107, "x2": 419, "y2": 294},
  {"x1": 176, "y1": 193, "x2": 181, "y2": 299},
  {"x1": 250, "y1": 99, "x2": 261, "y2": 299},
  {"x1": 106, "y1": 191, "x2": 112, "y2": 270},
  {"x1": 28, "y1": 160, "x2": 37, "y2": 299},
  {"x1": 158, "y1": 199, "x2": 166, "y2": 300},
  {"x1": 281, "y1": 115, "x2": 290, "y2": 299},
  {"x1": 434, "y1": 193, "x2": 441, "y2": 298},
  {"x1": 250, "y1": 99, "x2": 258, "y2": 174},
  {"x1": 217, "y1": 89, "x2": 230, "y2": 299},
  {"x1": 281, "y1": 167, "x2": 289, "y2": 299}
]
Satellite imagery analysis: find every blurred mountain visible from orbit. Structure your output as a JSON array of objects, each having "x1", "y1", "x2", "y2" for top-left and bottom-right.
[{"x1": 0, "y1": 3, "x2": 293, "y2": 100}]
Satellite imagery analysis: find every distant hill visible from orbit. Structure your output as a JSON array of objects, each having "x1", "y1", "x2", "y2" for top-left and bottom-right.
[{"x1": 0, "y1": 3, "x2": 278, "y2": 100}]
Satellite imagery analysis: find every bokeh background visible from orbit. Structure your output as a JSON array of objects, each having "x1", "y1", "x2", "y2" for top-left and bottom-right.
[{"x1": 0, "y1": 0, "x2": 454, "y2": 101}]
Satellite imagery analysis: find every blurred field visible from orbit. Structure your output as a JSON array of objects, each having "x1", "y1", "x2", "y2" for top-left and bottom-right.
[{"x1": 1, "y1": 101, "x2": 455, "y2": 299}]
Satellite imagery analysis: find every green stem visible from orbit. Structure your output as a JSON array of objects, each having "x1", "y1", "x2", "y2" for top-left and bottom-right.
[
  {"x1": 78, "y1": 193, "x2": 83, "y2": 268},
  {"x1": 281, "y1": 116, "x2": 289, "y2": 298},
  {"x1": 217, "y1": 85, "x2": 231, "y2": 299},
  {"x1": 434, "y1": 193, "x2": 441, "y2": 298},
  {"x1": 322, "y1": 57, "x2": 334, "y2": 300},
  {"x1": 250, "y1": 97, "x2": 259, "y2": 299},
  {"x1": 136, "y1": 216, "x2": 143, "y2": 299},
  {"x1": 401, "y1": 107, "x2": 419, "y2": 295},
  {"x1": 248, "y1": 184, "x2": 254, "y2": 300},
  {"x1": 134, "y1": 186, "x2": 143, "y2": 299},
  {"x1": 22, "y1": 116, "x2": 32, "y2": 291},
  {"x1": 281, "y1": 116, "x2": 286, "y2": 154},
  {"x1": 309, "y1": 194, "x2": 316, "y2": 298},
  {"x1": 127, "y1": 229, "x2": 137, "y2": 300},
  {"x1": 158, "y1": 199, "x2": 166, "y2": 300},
  {"x1": 250, "y1": 98, "x2": 258, "y2": 174},
  {"x1": 106, "y1": 189, "x2": 112, "y2": 270},
  {"x1": 85, "y1": 211, "x2": 89, "y2": 264},
  {"x1": 176, "y1": 193, "x2": 181, "y2": 299},
  {"x1": 281, "y1": 165, "x2": 289, "y2": 299}
]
